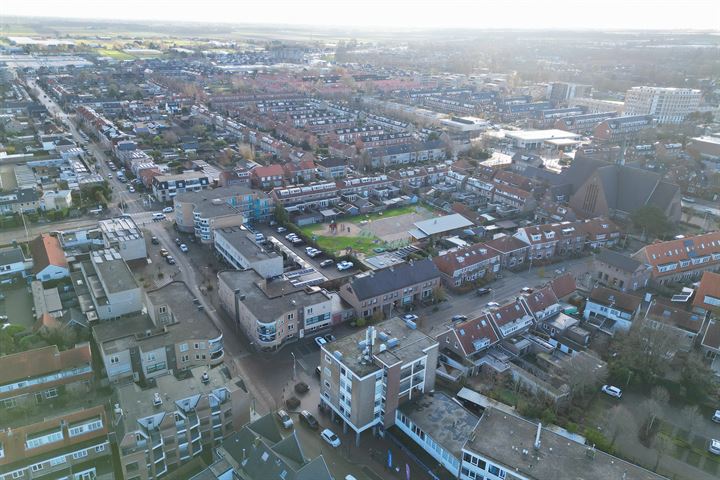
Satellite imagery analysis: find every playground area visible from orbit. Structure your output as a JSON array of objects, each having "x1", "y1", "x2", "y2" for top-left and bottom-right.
[{"x1": 300, "y1": 205, "x2": 435, "y2": 256}]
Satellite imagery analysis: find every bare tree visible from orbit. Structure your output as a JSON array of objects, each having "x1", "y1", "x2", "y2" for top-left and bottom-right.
[
  {"x1": 642, "y1": 386, "x2": 669, "y2": 437},
  {"x1": 680, "y1": 405, "x2": 702, "y2": 433},
  {"x1": 607, "y1": 405, "x2": 636, "y2": 448},
  {"x1": 564, "y1": 352, "x2": 608, "y2": 400}
]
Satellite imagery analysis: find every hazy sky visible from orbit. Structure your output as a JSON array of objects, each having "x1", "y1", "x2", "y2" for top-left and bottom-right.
[{"x1": 3, "y1": 0, "x2": 719, "y2": 31}]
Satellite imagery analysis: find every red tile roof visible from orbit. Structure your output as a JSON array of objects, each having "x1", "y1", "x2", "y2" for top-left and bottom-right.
[
  {"x1": 645, "y1": 301, "x2": 705, "y2": 334},
  {"x1": 693, "y1": 271, "x2": 720, "y2": 312},
  {"x1": 29, "y1": 233, "x2": 68, "y2": 274},
  {"x1": 0, "y1": 343, "x2": 91, "y2": 388},
  {"x1": 433, "y1": 243, "x2": 499, "y2": 276},
  {"x1": 637, "y1": 231, "x2": 720, "y2": 277},
  {"x1": 702, "y1": 319, "x2": 720, "y2": 351},
  {"x1": 452, "y1": 314, "x2": 499, "y2": 356},
  {"x1": 485, "y1": 235, "x2": 530, "y2": 254},
  {"x1": 588, "y1": 286, "x2": 642, "y2": 313},
  {"x1": 522, "y1": 286, "x2": 559, "y2": 313},
  {"x1": 550, "y1": 273, "x2": 577, "y2": 299}
]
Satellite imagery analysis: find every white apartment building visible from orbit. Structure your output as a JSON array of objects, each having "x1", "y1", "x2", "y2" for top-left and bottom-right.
[{"x1": 624, "y1": 86, "x2": 701, "y2": 124}]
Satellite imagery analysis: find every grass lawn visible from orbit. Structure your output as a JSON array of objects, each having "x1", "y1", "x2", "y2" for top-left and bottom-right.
[
  {"x1": 311, "y1": 234, "x2": 382, "y2": 256},
  {"x1": 96, "y1": 48, "x2": 135, "y2": 60}
]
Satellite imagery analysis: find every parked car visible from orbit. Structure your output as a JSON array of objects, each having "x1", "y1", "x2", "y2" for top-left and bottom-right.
[
  {"x1": 306, "y1": 248, "x2": 322, "y2": 257},
  {"x1": 277, "y1": 226, "x2": 287, "y2": 233},
  {"x1": 285, "y1": 233, "x2": 297, "y2": 241},
  {"x1": 402, "y1": 314, "x2": 419, "y2": 322},
  {"x1": 601, "y1": 385, "x2": 622, "y2": 398},
  {"x1": 299, "y1": 410, "x2": 319, "y2": 429},
  {"x1": 709, "y1": 439, "x2": 720, "y2": 455},
  {"x1": 151, "y1": 236, "x2": 159, "y2": 245},
  {"x1": 521, "y1": 287, "x2": 534, "y2": 293},
  {"x1": 159, "y1": 248, "x2": 169, "y2": 257},
  {"x1": 712, "y1": 410, "x2": 720, "y2": 423},
  {"x1": 277, "y1": 409, "x2": 293, "y2": 429},
  {"x1": 319, "y1": 259, "x2": 334, "y2": 268},
  {"x1": 152, "y1": 213, "x2": 166, "y2": 221},
  {"x1": 166, "y1": 256, "x2": 176, "y2": 265},
  {"x1": 476, "y1": 287, "x2": 492, "y2": 296},
  {"x1": 486, "y1": 301, "x2": 500, "y2": 308},
  {"x1": 314, "y1": 336, "x2": 327, "y2": 348},
  {"x1": 162, "y1": 206, "x2": 174, "y2": 213},
  {"x1": 323, "y1": 334, "x2": 336, "y2": 343},
  {"x1": 180, "y1": 244, "x2": 188, "y2": 253},
  {"x1": 175, "y1": 238, "x2": 182, "y2": 246},
  {"x1": 451, "y1": 315, "x2": 468, "y2": 322},
  {"x1": 128, "y1": 186, "x2": 135, "y2": 193},
  {"x1": 337, "y1": 261, "x2": 354, "y2": 271},
  {"x1": 320, "y1": 429, "x2": 341, "y2": 448}
]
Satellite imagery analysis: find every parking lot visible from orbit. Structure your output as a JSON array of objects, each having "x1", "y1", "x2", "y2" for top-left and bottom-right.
[{"x1": 0, "y1": 283, "x2": 35, "y2": 329}]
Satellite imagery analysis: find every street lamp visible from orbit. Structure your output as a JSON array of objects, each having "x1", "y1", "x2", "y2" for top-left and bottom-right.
[{"x1": 290, "y1": 352, "x2": 296, "y2": 381}]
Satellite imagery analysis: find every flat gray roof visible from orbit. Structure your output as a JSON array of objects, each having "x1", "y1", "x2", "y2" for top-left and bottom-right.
[
  {"x1": 89, "y1": 249, "x2": 139, "y2": 294},
  {"x1": 98, "y1": 217, "x2": 142, "y2": 242},
  {"x1": 400, "y1": 392, "x2": 479, "y2": 459},
  {"x1": 467, "y1": 408, "x2": 667, "y2": 480},
  {"x1": 218, "y1": 270, "x2": 329, "y2": 321},
  {"x1": 326, "y1": 317, "x2": 438, "y2": 378},
  {"x1": 414, "y1": 213, "x2": 473, "y2": 236},
  {"x1": 216, "y1": 227, "x2": 279, "y2": 262}
]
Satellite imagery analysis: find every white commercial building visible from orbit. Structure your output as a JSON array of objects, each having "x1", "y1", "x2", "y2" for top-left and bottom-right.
[
  {"x1": 624, "y1": 86, "x2": 701, "y2": 125},
  {"x1": 504, "y1": 129, "x2": 580, "y2": 150}
]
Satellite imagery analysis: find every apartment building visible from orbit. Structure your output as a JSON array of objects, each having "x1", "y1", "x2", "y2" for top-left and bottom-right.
[
  {"x1": 569, "y1": 97, "x2": 625, "y2": 114},
  {"x1": 214, "y1": 227, "x2": 283, "y2": 278},
  {"x1": 70, "y1": 248, "x2": 142, "y2": 322},
  {"x1": 152, "y1": 171, "x2": 210, "y2": 203},
  {"x1": 98, "y1": 217, "x2": 147, "y2": 261},
  {"x1": 92, "y1": 281, "x2": 224, "y2": 383},
  {"x1": 319, "y1": 318, "x2": 439, "y2": 444},
  {"x1": 547, "y1": 82, "x2": 592, "y2": 104},
  {"x1": 338, "y1": 259, "x2": 441, "y2": 318},
  {"x1": 433, "y1": 242, "x2": 501, "y2": 288},
  {"x1": 632, "y1": 231, "x2": 720, "y2": 285},
  {"x1": 0, "y1": 405, "x2": 113, "y2": 480},
  {"x1": 250, "y1": 164, "x2": 285, "y2": 189},
  {"x1": 624, "y1": 86, "x2": 701, "y2": 124},
  {"x1": 218, "y1": 270, "x2": 334, "y2": 351},
  {"x1": 174, "y1": 185, "x2": 272, "y2": 240},
  {"x1": 115, "y1": 366, "x2": 251, "y2": 479}
]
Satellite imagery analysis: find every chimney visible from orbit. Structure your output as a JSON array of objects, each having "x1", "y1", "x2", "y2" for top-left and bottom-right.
[{"x1": 534, "y1": 422, "x2": 542, "y2": 450}]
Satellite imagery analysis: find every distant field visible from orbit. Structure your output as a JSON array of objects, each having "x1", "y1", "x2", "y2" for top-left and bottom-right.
[{"x1": 96, "y1": 48, "x2": 135, "y2": 60}]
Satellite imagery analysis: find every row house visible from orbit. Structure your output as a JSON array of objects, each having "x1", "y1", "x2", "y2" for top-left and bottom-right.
[
  {"x1": 593, "y1": 248, "x2": 652, "y2": 292},
  {"x1": 492, "y1": 183, "x2": 534, "y2": 211},
  {"x1": 270, "y1": 181, "x2": 340, "y2": 213},
  {"x1": 283, "y1": 158, "x2": 317, "y2": 184},
  {"x1": 306, "y1": 117, "x2": 355, "y2": 134},
  {"x1": 433, "y1": 243, "x2": 501, "y2": 288},
  {"x1": 358, "y1": 132, "x2": 414, "y2": 148},
  {"x1": 643, "y1": 301, "x2": 706, "y2": 354},
  {"x1": 554, "y1": 111, "x2": 618, "y2": 134},
  {"x1": 339, "y1": 259, "x2": 441, "y2": 318},
  {"x1": 593, "y1": 115, "x2": 656, "y2": 143},
  {"x1": 577, "y1": 218, "x2": 622, "y2": 249},
  {"x1": 0, "y1": 343, "x2": 93, "y2": 410},
  {"x1": 533, "y1": 107, "x2": 585, "y2": 127},
  {"x1": 0, "y1": 405, "x2": 113, "y2": 480},
  {"x1": 692, "y1": 272, "x2": 720, "y2": 316},
  {"x1": 436, "y1": 315, "x2": 500, "y2": 379},
  {"x1": 513, "y1": 222, "x2": 582, "y2": 261},
  {"x1": 632, "y1": 231, "x2": 720, "y2": 285},
  {"x1": 492, "y1": 170, "x2": 534, "y2": 191},
  {"x1": 316, "y1": 156, "x2": 348, "y2": 179},
  {"x1": 337, "y1": 175, "x2": 395, "y2": 201},
  {"x1": 365, "y1": 140, "x2": 446, "y2": 168},
  {"x1": 328, "y1": 140, "x2": 357, "y2": 159},
  {"x1": 583, "y1": 286, "x2": 643, "y2": 335},
  {"x1": 484, "y1": 235, "x2": 531, "y2": 269},
  {"x1": 274, "y1": 123, "x2": 318, "y2": 149},
  {"x1": 334, "y1": 125, "x2": 383, "y2": 143},
  {"x1": 364, "y1": 113, "x2": 410, "y2": 132},
  {"x1": 487, "y1": 299, "x2": 535, "y2": 339},
  {"x1": 250, "y1": 164, "x2": 285, "y2": 189},
  {"x1": 391, "y1": 165, "x2": 448, "y2": 190}
]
